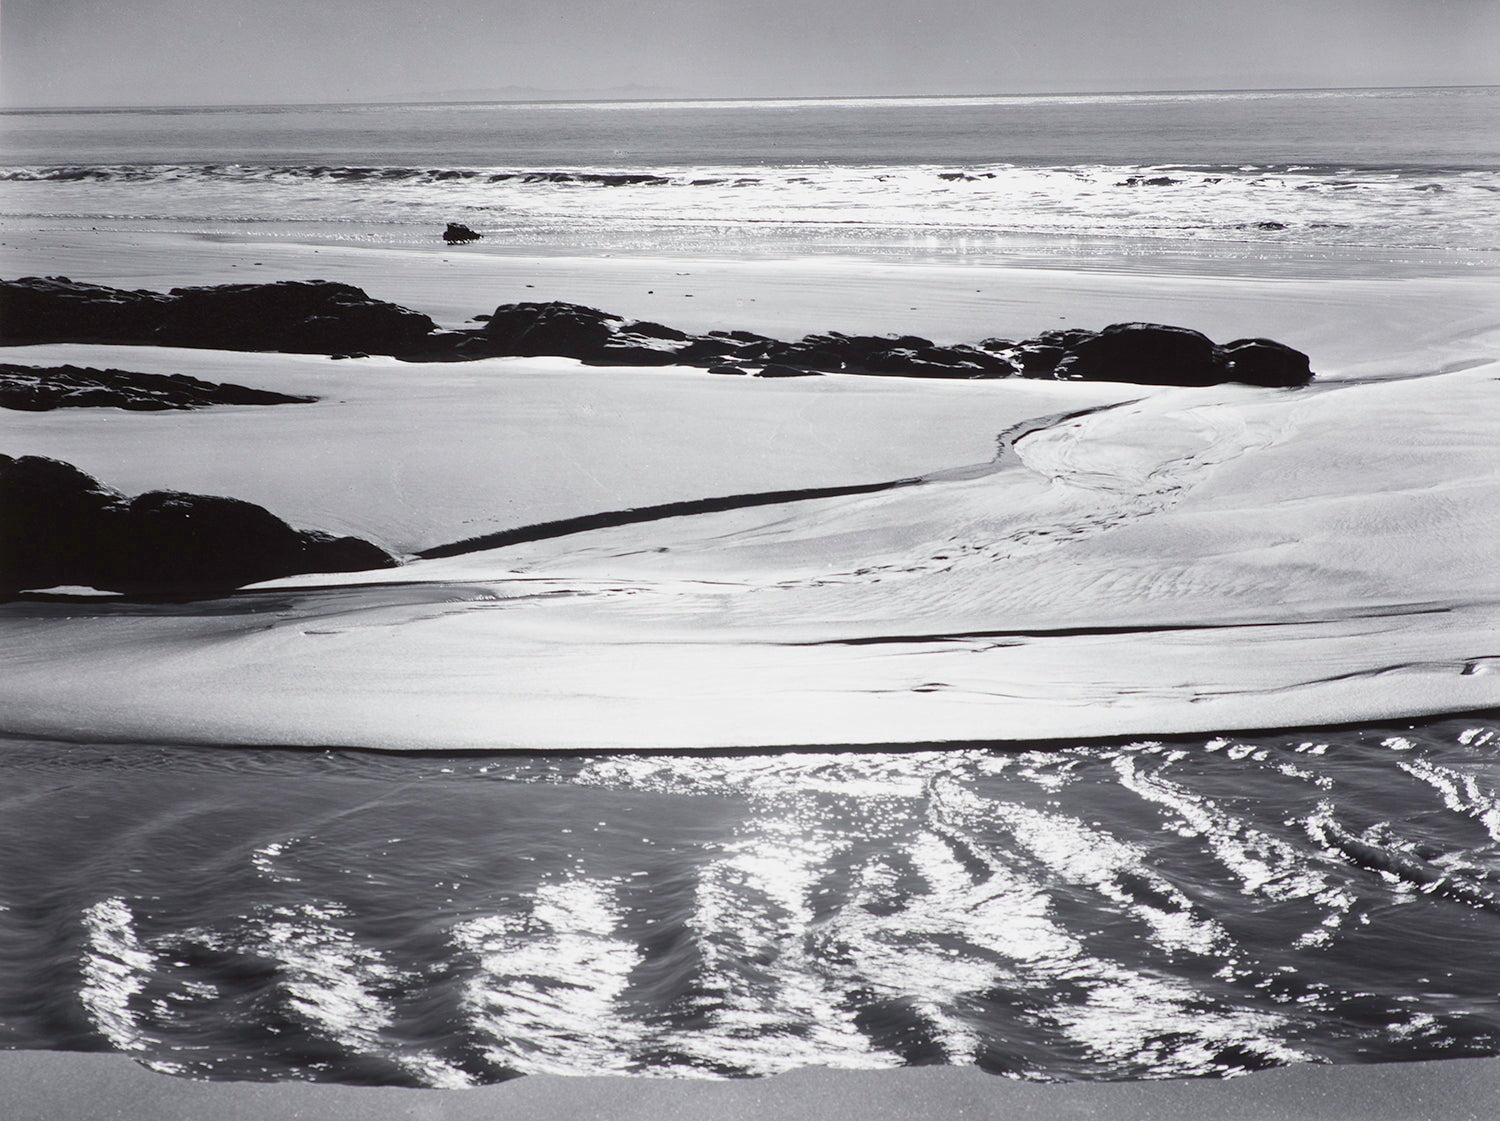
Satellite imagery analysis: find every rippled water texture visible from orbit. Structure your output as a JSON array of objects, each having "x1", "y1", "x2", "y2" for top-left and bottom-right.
[{"x1": 1, "y1": 717, "x2": 1498, "y2": 1086}]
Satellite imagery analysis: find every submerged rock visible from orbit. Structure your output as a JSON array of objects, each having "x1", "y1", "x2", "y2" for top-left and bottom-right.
[
  {"x1": 0, "y1": 363, "x2": 315, "y2": 411},
  {"x1": 0, "y1": 454, "x2": 397, "y2": 598}
]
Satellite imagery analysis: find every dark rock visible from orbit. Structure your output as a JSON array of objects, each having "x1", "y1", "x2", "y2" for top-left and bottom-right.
[
  {"x1": 0, "y1": 454, "x2": 124, "y2": 593},
  {"x1": 1054, "y1": 322, "x2": 1220, "y2": 386},
  {"x1": 443, "y1": 222, "x2": 483, "y2": 244},
  {"x1": 709, "y1": 330, "x2": 773, "y2": 344},
  {"x1": 629, "y1": 320, "x2": 690, "y2": 342},
  {"x1": 756, "y1": 363, "x2": 821, "y2": 378},
  {"x1": 300, "y1": 531, "x2": 399, "y2": 573},
  {"x1": 0, "y1": 276, "x2": 170, "y2": 344},
  {"x1": 1118, "y1": 175, "x2": 1182, "y2": 187},
  {"x1": 1016, "y1": 344, "x2": 1067, "y2": 377},
  {"x1": 117, "y1": 490, "x2": 313, "y2": 590},
  {"x1": 0, "y1": 363, "x2": 315, "y2": 411},
  {"x1": 3, "y1": 278, "x2": 1313, "y2": 390},
  {"x1": 948, "y1": 344, "x2": 1017, "y2": 376},
  {"x1": 1, "y1": 278, "x2": 436, "y2": 356},
  {"x1": 0, "y1": 454, "x2": 397, "y2": 598},
  {"x1": 1033, "y1": 328, "x2": 1097, "y2": 349},
  {"x1": 758, "y1": 332, "x2": 1012, "y2": 379},
  {"x1": 1215, "y1": 338, "x2": 1313, "y2": 387},
  {"x1": 1255, "y1": 221, "x2": 1288, "y2": 230},
  {"x1": 480, "y1": 301, "x2": 623, "y2": 359},
  {"x1": 676, "y1": 337, "x2": 751, "y2": 362},
  {"x1": 708, "y1": 363, "x2": 747, "y2": 375},
  {"x1": 160, "y1": 280, "x2": 436, "y2": 355}
]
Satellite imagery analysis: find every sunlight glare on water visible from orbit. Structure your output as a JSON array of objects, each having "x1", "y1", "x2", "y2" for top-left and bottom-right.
[{"x1": 2, "y1": 715, "x2": 1498, "y2": 1086}]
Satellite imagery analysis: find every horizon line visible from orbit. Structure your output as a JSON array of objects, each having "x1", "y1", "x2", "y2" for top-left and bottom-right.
[{"x1": 3, "y1": 81, "x2": 1496, "y2": 115}]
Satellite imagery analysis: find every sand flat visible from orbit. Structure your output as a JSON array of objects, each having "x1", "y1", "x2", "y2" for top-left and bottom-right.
[
  {"x1": 3, "y1": 1048, "x2": 1498, "y2": 1121},
  {"x1": 5, "y1": 352, "x2": 1500, "y2": 749},
  {"x1": 4, "y1": 225, "x2": 1500, "y2": 749}
]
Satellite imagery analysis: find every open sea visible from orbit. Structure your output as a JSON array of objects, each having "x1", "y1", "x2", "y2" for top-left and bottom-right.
[
  {"x1": 2, "y1": 87, "x2": 1500, "y2": 1087},
  {"x1": 2, "y1": 86, "x2": 1499, "y2": 261}
]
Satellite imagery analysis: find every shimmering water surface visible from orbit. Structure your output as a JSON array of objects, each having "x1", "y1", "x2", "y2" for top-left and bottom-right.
[
  {"x1": 2, "y1": 717, "x2": 1498, "y2": 1086},
  {"x1": 3, "y1": 87, "x2": 1498, "y2": 257}
]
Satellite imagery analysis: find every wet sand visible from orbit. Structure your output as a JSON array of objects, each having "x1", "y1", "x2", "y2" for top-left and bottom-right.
[{"x1": 3, "y1": 1049, "x2": 1499, "y2": 1121}]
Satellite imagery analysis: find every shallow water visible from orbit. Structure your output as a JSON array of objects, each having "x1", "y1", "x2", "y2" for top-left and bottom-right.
[{"x1": 2, "y1": 716, "x2": 1497, "y2": 1086}]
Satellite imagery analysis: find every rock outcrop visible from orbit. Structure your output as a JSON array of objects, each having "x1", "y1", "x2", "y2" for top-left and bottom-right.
[
  {"x1": 1215, "y1": 338, "x2": 1314, "y2": 388},
  {"x1": 1015, "y1": 322, "x2": 1313, "y2": 388},
  {"x1": 425, "y1": 302, "x2": 1021, "y2": 378},
  {"x1": 1053, "y1": 323, "x2": 1220, "y2": 386},
  {"x1": 1, "y1": 278, "x2": 1314, "y2": 386},
  {"x1": 0, "y1": 454, "x2": 397, "y2": 598},
  {"x1": 0, "y1": 364, "x2": 315, "y2": 411},
  {"x1": 158, "y1": 281, "x2": 437, "y2": 355},
  {"x1": 1, "y1": 277, "x2": 437, "y2": 356},
  {"x1": 0, "y1": 276, "x2": 170, "y2": 344}
]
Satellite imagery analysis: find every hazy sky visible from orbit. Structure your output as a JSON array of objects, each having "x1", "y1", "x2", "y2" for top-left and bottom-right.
[{"x1": 3, "y1": 0, "x2": 1498, "y2": 108}]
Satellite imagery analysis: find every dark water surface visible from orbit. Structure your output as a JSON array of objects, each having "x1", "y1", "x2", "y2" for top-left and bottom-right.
[{"x1": 1, "y1": 717, "x2": 1498, "y2": 1086}]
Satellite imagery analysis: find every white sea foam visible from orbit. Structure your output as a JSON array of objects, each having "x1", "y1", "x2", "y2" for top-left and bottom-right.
[{"x1": 4, "y1": 161, "x2": 1497, "y2": 254}]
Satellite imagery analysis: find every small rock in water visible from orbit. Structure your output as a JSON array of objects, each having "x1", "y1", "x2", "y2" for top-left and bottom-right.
[{"x1": 442, "y1": 223, "x2": 483, "y2": 244}]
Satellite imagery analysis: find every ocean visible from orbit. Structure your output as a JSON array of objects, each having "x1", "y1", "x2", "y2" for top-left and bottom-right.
[
  {"x1": 3, "y1": 87, "x2": 1498, "y2": 262},
  {"x1": 3, "y1": 87, "x2": 1500, "y2": 1089}
]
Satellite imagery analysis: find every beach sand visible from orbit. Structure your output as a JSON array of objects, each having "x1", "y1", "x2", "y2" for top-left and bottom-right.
[
  {"x1": 3, "y1": 1048, "x2": 1498, "y2": 1121},
  {"x1": 3, "y1": 229, "x2": 1499, "y2": 749}
]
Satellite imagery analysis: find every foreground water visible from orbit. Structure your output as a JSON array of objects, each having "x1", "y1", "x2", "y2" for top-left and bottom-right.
[{"x1": 1, "y1": 716, "x2": 1497, "y2": 1087}]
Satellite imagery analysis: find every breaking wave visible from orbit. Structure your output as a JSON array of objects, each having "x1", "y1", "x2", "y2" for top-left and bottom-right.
[{"x1": 3, "y1": 161, "x2": 1497, "y2": 253}]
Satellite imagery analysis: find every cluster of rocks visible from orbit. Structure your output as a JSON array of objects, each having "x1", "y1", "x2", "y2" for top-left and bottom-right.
[
  {"x1": 0, "y1": 454, "x2": 397, "y2": 599},
  {"x1": 1, "y1": 277, "x2": 1313, "y2": 387},
  {"x1": 0, "y1": 276, "x2": 436, "y2": 356},
  {"x1": 429, "y1": 301, "x2": 1018, "y2": 378},
  {"x1": 435, "y1": 302, "x2": 1311, "y2": 387},
  {"x1": 1006, "y1": 323, "x2": 1312, "y2": 388},
  {"x1": 0, "y1": 363, "x2": 315, "y2": 411}
]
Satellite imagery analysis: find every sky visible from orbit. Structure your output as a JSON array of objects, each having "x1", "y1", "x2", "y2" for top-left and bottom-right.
[{"x1": 3, "y1": 0, "x2": 1499, "y2": 108}]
